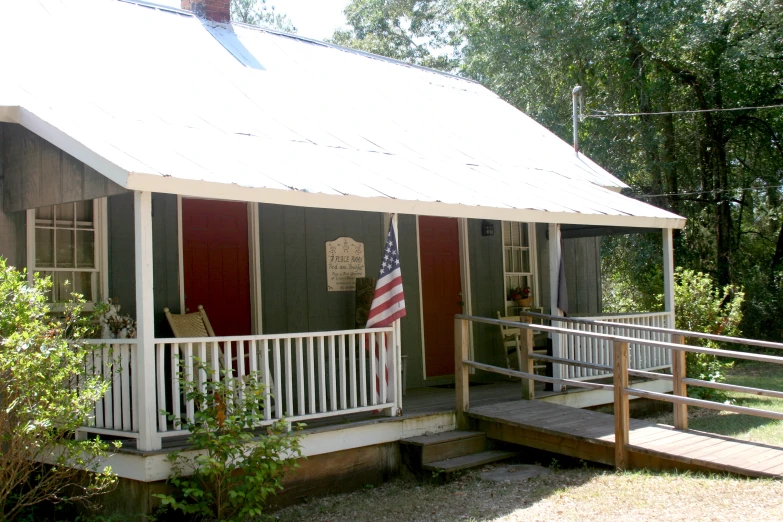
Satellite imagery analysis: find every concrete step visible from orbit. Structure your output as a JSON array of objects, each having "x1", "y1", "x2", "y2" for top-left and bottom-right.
[
  {"x1": 401, "y1": 431, "x2": 486, "y2": 464},
  {"x1": 422, "y1": 450, "x2": 517, "y2": 473}
]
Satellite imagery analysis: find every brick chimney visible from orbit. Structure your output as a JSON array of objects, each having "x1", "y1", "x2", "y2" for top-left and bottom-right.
[{"x1": 181, "y1": 0, "x2": 230, "y2": 23}]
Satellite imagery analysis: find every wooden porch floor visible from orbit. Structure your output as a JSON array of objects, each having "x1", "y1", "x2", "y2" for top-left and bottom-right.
[{"x1": 470, "y1": 399, "x2": 783, "y2": 478}]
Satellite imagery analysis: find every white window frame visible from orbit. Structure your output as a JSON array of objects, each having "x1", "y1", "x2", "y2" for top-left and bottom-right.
[
  {"x1": 26, "y1": 198, "x2": 109, "y2": 310},
  {"x1": 501, "y1": 221, "x2": 539, "y2": 315}
]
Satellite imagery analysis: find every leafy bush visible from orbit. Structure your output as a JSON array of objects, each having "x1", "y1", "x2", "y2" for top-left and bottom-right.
[
  {"x1": 155, "y1": 362, "x2": 302, "y2": 521},
  {"x1": 0, "y1": 259, "x2": 117, "y2": 520},
  {"x1": 672, "y1": 268, "x2": 744, "y2": 399}
]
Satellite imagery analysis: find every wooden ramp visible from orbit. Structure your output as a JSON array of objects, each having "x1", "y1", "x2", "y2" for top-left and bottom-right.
[{"x1": 470, "y1": 400, "x2": 783, "y2": 478}]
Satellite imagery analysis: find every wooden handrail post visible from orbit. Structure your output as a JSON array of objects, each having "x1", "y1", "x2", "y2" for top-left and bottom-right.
[
  {"x1": 613, "y1": 340, "x2": 629, "y2": 471},
  {"x1": 671, "y1": 334, "x2": 688, "y2": 430},
  {"x1": 455, "y1": 317, "x2": 470, "y2": 430},
  {"x1": 520, "y1": 314, "x2": 535, "y2": 400}
]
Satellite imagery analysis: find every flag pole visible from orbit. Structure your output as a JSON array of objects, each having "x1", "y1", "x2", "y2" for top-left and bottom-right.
[{"x1": 393, "y1": 214, "x2": 403, "y2": 415}]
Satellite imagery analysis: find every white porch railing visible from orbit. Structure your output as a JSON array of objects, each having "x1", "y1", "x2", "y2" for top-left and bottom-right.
[
  {"x1": 558, "y1": 312, "x2": 673, "y2": 380},
  {"x1": 79, "y1": 327, "x2": 399, "y2": 445},
  {"x1": 154, "y1": 327, "x2": 398, "y2": 438},
  {"x1": 79, "y1": 340, "x2": 140, "y2": 439}
]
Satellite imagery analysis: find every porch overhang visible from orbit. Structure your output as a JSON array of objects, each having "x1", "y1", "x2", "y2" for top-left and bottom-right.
[
  {"x1": 127, "y1": 172, "x2": 685, "y2": 229},
  {"x1": 0, "y1": 103, "x2": 686, "y2": 230}
]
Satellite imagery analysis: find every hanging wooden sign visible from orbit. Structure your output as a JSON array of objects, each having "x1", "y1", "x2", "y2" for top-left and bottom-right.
[{"x1": 326, "y1": 237, "x2": 365, "y2": 291}]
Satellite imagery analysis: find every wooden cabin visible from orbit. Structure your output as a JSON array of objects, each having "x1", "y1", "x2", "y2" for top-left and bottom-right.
[{"x1": 0, "y1": 0, "x2": 685, "y2": 512}]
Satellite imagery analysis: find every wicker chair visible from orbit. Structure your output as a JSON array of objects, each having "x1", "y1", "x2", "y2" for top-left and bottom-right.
[
  {"x1": 164, "y1": 305, "x2": 222, "y2": 368},
  {"x1": 163, "y1": 306, "x2": 273, "y2": 389},
  {"x1": 164, "y1": 305, "x2": 216, "y2": 338}
]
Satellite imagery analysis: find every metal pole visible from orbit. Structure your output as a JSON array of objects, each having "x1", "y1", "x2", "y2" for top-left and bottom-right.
[{"x1": 572, "y1": 85, "x2": 582, "y2": 155}]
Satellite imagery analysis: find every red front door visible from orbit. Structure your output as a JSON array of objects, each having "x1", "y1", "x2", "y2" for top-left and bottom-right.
[
  {"x1": 181, "y1": 199, "x2": 251, "y2": 337},
  {"x1": 419, "y1": 216, "x2": 463, "y2": 378}
]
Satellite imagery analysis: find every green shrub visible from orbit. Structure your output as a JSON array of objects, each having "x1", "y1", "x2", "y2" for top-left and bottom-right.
[
  {"x1": 155, "y1": 362, "x2": 302, "y2": 521},
  {"x1": 671, "y1": 268, "x2": 744, "y2": 399},
  {"x1": 0, "y1": 259, "x2": 117, "y2": 520}
]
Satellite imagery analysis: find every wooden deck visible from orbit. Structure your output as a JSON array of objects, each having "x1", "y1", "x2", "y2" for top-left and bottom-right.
[{"x1": 470, "y1": 400, "x2": 783, "y2": 478}]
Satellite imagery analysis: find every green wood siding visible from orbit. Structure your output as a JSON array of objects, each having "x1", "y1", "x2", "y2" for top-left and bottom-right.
[
  {"x1": 258, "y1": 204, "x2": 385, "y2": 333},
  {"x1": 562, "y1": 237, "x2": 602, "y2": 316},
  {"x1": 0, "y1": 123, "x2": 126, "y2": 213},
  {"x1": 397, "y1": 214, "x2": 423, "y2": 388},
  {"x1": 0, "y1": 180, "x2": 26, "y2": 269},
  {"x1": 107, "y1": 193, "x2": 180, "y2": 337},
  {"x1": 468, "y1": 219, "x2": 506, "y2": 375}
]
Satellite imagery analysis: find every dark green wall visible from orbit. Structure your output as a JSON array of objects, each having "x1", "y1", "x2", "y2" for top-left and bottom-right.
[
  {"x1": 534, "y1": 225, "x2": 602, "y2": 316},
  {"x1": 563, "y1": 236, "x2": 602, "y2": 316},
  {"x1": 257, "y1": 206, "x2": 427, "y2": 388},
  {"x1": 258, "y1": 205, "x2": 386, "y2": 333},
  {"x1": 467, "y1": 219, "x2": 506, "y2": 375},
  {"x1": 107, "y1": 193, "x2": 180, "y2": 337},
  {"x1": 0, "y1": 179, "x2": 26, "y2": 269},
  {"x1": 0, "y1": 123, "x2": 126, "y2": 213},
  {"x1": 397, "y1": 214, "x2": 423, "y2": 388}
]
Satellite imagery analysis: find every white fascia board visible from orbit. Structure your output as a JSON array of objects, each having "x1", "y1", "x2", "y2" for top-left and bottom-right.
[
  {"x1": 2, "y1": 106, "x2": 130, "y2": 188},
  {"x1": 127, "y1": 172, "x2": 687, "y2": 230}
]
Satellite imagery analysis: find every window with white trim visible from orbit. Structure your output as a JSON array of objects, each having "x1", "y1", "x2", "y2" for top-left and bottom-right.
[
  {"x1": 502, "y1": 221, "x2": 537, "y2": 315},
  {"x1": 27, "y1": 200, "x2": 106, "y2": 306}
]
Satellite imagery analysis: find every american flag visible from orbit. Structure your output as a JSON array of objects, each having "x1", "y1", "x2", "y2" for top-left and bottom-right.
[
  {"x1": 366, "y1": 217, "x2": 405, "y2": 406},
  {"x1": 366, "y1": 218, "x2": 406, "y2": 328}
]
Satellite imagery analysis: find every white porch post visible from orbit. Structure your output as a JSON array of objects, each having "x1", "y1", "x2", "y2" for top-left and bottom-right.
[
  {"x1": 548, "y1": 223, "x2": 563, "y2": 392},
  {"x1": 662, "y1": 228, "x2": 675, "y2": 325},
  {"x1": 134, "y1": 191, "x2": 160, "y2": 451}
]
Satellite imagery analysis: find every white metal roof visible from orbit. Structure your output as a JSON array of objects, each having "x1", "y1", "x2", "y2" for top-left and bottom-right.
[{"x1": 0, "y1": 0, "x2": 685, "y2": 229}]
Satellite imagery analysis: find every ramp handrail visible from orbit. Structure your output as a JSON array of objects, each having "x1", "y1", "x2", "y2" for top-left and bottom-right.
[
  {"x1": 454, "y1": 315, "x2": 783, "y2": 472},
  {"x1": 520, "y1": 310, "x2": 783, "y2": 351}
]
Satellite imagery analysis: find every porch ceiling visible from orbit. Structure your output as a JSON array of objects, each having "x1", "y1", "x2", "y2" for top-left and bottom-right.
[{"x1": 0, "y1": 0, "x2": 685, "y2": 229}]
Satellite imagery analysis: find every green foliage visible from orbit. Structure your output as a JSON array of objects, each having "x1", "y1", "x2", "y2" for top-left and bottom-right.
[
  {"x1": 601, "y1": 233, "x2": 663, "y2": 314},
  {"x1": 0, "y1": 259, "x2": 118, "y2": 520},
  {"x1": 337, "y1": 0, "x2": 783, "y2": 343},
  {"x1": 231, "y1": 0, "x2": 296, "y2": 33},
  {"x1": 155, "y1": 362, "x2": 302, "y2": 521},
  {"x1": 329, "y1": 0, "x2": 459, "y2": 70},
  {"x1": 672, "y1": 268, "x2": 744, "y2": 399}
]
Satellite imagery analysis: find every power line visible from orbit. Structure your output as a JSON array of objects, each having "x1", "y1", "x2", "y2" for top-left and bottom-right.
[
  {"x1": 632, "y1": 184, "x2": 783, "y2": 199},
  {"x1": 584, "y1": 103, "x2": 783, "y2": 119}
]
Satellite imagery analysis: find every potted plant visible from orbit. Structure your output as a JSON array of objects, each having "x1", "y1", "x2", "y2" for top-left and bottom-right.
[{"x1": 508, "y1": 286, "x2": 533, "y2": 307}]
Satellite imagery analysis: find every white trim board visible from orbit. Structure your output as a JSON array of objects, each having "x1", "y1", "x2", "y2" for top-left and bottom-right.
[
  {"x1": 98, "y1": 411, "x2": 455, "y2": 482},
  {"x1": 127, "y1": 173, "x2": 686, "y2": 230},
  {"x1": 540, "y1": 379, "x2": 673, "y2": 409}
]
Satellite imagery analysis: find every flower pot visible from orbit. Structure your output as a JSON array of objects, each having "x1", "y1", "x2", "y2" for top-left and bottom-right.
[{"x1": 515, "y1": 297, "x2": 533, "y2": 307}]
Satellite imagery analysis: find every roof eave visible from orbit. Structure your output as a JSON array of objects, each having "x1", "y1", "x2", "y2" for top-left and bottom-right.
[
  {"x1": 1, "y1": 105, "x2": 130, "y2": 188},
  {"x1": 127, "y1": 172, "x2": 687, "y2": 229}
]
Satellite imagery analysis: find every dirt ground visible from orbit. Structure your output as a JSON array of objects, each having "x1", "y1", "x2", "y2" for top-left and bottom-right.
[{"x1": 273, "y1": 465, "x2": 783, "y2": 522}]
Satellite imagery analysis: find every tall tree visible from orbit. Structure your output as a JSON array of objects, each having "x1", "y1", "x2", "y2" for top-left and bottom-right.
[
  {"x1": 231, "y1": 0, "x2": 296, "y2": 33},
  {"x1": 336, "y1": 0, "x2": 783, "y2": 338}
]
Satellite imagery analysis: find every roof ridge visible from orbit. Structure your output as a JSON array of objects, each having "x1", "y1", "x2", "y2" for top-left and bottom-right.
[
  {"x1": 117, "y1": 0, "x2": 478, "y2": 86},
  {"x1": 231, "y1": 21, "x2": 478, "y2": 85},
  {"x1": 116, "y1": 0, "x2": 193, "y2": 16}
]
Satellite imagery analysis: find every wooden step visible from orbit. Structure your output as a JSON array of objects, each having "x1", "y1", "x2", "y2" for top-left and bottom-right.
[
  {"x1": 401, "y1": 431, "x2": 486, "y2": 464},
  {"x1": 422, "y1": 450, "x2": 517, "y2": 473}
]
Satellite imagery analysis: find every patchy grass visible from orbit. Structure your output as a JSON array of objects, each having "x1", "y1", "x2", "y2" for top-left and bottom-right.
[
  {"x1": 275, "y1": 362, "x2": 783, "y2": 521},
  {"x1": 274, "y1": 467, "x2": 783, "y2": 522},
  {"x1": 645, "y1": 361, "x2": 783, "y2": 446}
]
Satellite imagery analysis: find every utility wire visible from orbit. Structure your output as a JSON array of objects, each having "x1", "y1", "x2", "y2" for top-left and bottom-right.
[
  {"x1": 584, "y1": 103, "x2": 783, "y2": 119},
  {"x1": 631, "y1": 184, "x2": 783, "y2": 199}
]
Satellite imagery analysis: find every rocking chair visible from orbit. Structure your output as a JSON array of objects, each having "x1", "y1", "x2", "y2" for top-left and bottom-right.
[{"x1": 164, "y1": 305, "x2": 222, "y2": 369}]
